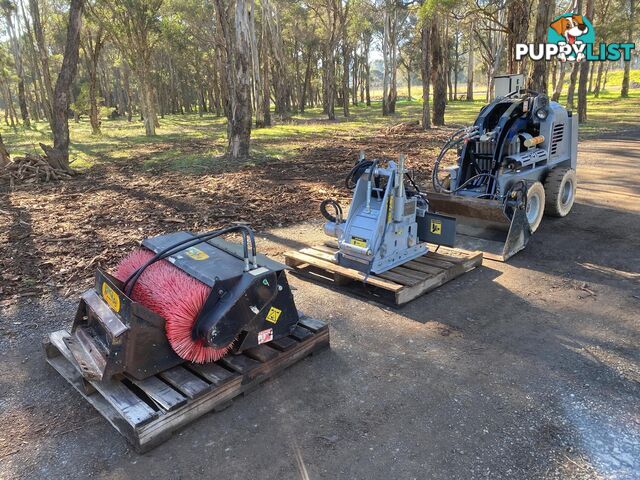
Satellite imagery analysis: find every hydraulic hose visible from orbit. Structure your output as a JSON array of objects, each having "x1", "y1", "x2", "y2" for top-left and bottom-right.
[
  {"x1": 345, "y1": 159, "x2": 375, "y2": 190},
  {"x1": 123, "y1": 225, "x2": 257, "y2": 296},
  {"x1": 320, "y1": 199, "x2": 344, "y2": 223}
]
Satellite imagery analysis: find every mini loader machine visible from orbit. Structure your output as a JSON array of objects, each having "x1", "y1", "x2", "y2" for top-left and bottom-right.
[{"x1": 429, "y1": 86, "x2": 578, "y2": 260}]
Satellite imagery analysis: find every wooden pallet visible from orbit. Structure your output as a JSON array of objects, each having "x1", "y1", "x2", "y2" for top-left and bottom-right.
[
  {"x1": 284, "y1": 242, "x2": 482, "y2": 306},
  {"x1": 44, "y1": 316, "x2": 329, "y2": 453}
]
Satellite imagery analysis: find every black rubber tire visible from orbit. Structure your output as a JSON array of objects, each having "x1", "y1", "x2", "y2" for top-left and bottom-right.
[
  {"x1": 526, "y1": 181, "x2": 546, "y2": 233},
  {"x1": 544, "y1": 167, "x2": 577, "y2": 217}
]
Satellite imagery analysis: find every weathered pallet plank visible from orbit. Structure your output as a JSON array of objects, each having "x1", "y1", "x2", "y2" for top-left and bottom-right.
[
  {"x1": 285, "y1": 244, "x2": 482, "y2": 306},
  {"x1": 128, "y1": 375, "x2": 187, "y2": 412},
  {"x1": 284, "y1": 250, "x2": 403, "y2": 292},
  {"x1": 158, "y1": 366, "x2": 211, "y2": 400},
  {"x1": 45, "y1": 316, "x2": 330, "y2": 453},
  {"x1": 49, "y1": 331, "x2": 158, "y2": 427},
  {"x1": 188, "y1": 363, "x2": 237, "y2": 386},
  {"x1": 243, "y1": 344, "x2": 280, "y2": 363},
  {"x1": 220, "y1": 355, "x2": 262, "y2": 375}
]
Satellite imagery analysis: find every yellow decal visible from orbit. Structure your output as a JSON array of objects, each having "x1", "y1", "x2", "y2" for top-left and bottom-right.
[
  {"x1": 350, "y1": 236, "x2": 367, "y2": 248},
  {"x1": 185, "y1": 246, "x2": 209, "y2": 260},
  {"x1": 387, "y1": 195, "x2": 394, "y2": 223},
  {"x1": 430, "y1": 219, "x2": 442, "y2": 235},
  {"x1": 266, "y1": 306, "x2": 282, "y2": 324},
  {"x1": 101, "y1": 282, "x2": 121, "y2": 313}
]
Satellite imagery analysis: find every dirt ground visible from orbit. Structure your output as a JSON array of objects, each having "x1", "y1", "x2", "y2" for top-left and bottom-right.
[
  {"x1": 0, "y1": 122, "x2": 446, "y2": 302},
  {"x1": 1, "y1": 131, "x2": 639, "y2": 479}
]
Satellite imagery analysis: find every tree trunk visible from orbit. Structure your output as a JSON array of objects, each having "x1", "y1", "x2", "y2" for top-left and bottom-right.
[
  {"x1": 621, "y1": 0, "x2": 635, "y2": 97},
  {"x1": 407, "y1": 65, "x2": 411, "y2": 101},
  {"x1": 593, "y1": 61, "x2": 605, "y2": 97},
  {"x1": 466, "y1": 33, "x2": 474, "y2": 101},
  {"x1": 453, "y1": 27, "x2": 460, "y2": 101},
  {"x1": 421, "y1": 22, "x2": 431, "y2": 129},
  {"x1": 29, "y1": 0, "x2": 54, "y2": 120},
  {"x1": 430, "y1": 15, "x2": 446, "y2": 126},
  {"x1": 324, "y1": 50, "x2": 336, "y2": 120},
  {"x1": 342, "y1": 43, "x2": 350, "y2": 117},
  {"x1": 528, "y1": 0, "x2": 553, "y2": 93},
  {"x1": 19, "y1": 0, "x2": 44, "y2": 121},
  {"x1": 588, "y1": 61, "x2": 596, "y2": 93},
  {"x1": 602, "y1": 63, "x2": 610, "y2": 91},
  {"x1": 89, "y1": 63, "x2": 101, "y2": 134},
  {"x1": 262, "y1": 45, "x2": 271, "y2": 127},
  {"x1": 3, "y1": 6, "x2": 30, "y2": 127},
  {"x1": 382, "y1": 9, "x2": 391, "y2": 115},
  {"x1": 445, "y1": 18, "x2": 452, "y2": 102},
  {"x1": 382, "y1": 7, "x2": 398, "y2": 115},
  {"x1": 124, "y1": 65, "x2": 133, "y2": 121},
  {"x1": 252, "y1": 0, "x2": 265, "y2": 127},
  {"x1": 139, "y1": 71, "x2": 157, "y2": 136},
  {"x1": 352, "y1": 46, "x2": 358, "y2": 106},
  {"x1": 49, "y1": 0, "x2": 84, "y2": 170},
  {"x1": 507, "y1": 0, "x2": 531, "y2": 74},
  {"x1": 301, "y1": 47, "x2": 312, "y2": 113},
  {"x1": 212, "y1": 56, "x2": 223, "y2": 117},
  {"x1": 215, "y1": 0, "x2": 253, "y2": 159},
  {"x1": 566, "y1": 63, "x2": 579, "y2": 109},
  {"x1": 577, "y1": 0, "x2": 595, "y2": 122},
  {"x1": 264, "y1": 0, "x2": 290, "y2": 119},
  {"x1": 363, "y1": 36, "x2": 371, "y2": 106},
  {"x1": 552, "y1": 62, "x2": 566, "y2": 101},
  {"x1": 0, "y1": 134, "x2": 9, "y2": 167},
  {"x1": 83, "y1": 29, "x2": 105, "y2": 135}
]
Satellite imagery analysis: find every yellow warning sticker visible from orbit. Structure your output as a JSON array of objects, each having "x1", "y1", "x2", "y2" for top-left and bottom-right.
[
  {"x1": 387, "y1": 195, "x2": 394, "y2": 223},
  {"x1": 185, "y1": 246, "x2": 209, "y2": 260},
  {"x1": 101, "y1": 282, "x2": 121, "y2": 313},
  {"x1": 430, "y1": 219, "x2": 442, "y2": 235},
  {"x1": 350, "y1": 236, "x2": 367, "y2": 248},
  {"x1": 266, "y1": 306, "x2": 282, "y2": 324}
]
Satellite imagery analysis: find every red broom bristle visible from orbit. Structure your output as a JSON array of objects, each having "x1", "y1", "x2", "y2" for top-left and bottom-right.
[{"x1": 113, "y1": 248, "x2": 233, "y2": 363}]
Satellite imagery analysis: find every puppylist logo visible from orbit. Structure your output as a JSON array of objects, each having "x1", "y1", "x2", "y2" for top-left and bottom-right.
[{"x1": 516, "y1": 13, "x2": 635, "y2": 63}]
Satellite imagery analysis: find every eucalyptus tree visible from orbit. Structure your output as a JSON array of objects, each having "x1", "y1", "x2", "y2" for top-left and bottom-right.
[{"x1": 93, "y1": 0, "x2": 164, "y2": 136}]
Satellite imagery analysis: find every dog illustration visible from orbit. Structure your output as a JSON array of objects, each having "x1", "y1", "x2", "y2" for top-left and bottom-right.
[{"x1": 550, "y1": 15, "x2": 590, "y2": 61}]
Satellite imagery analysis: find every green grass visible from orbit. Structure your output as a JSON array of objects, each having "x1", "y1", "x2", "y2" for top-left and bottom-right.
[{"x1": 1, "y1": 80, "x2": 638, "y2": 173}]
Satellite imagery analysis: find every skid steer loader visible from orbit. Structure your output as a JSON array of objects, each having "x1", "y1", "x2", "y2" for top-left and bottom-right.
[{"x1": 429, "y1": 86, "x2": 578, "y2": 261}]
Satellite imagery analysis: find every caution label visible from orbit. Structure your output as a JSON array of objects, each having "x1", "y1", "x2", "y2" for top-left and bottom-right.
[
  {"x1": 430, "y1": 219, "x2": 442, "y2": 235},
  {"x1": 185, "y1": 246, "x2": 209, "y2": 260},
  {"x1": 101, "y1": 282, "x2": 121, "y2": 313},
  {"x1": 257, "y1": 328, "x2": 273, "y2": 345},
  {"x1": 266, "y1": 306, "x2": 282, "y2": 324},
  {"x1": 350, "y1": 236, "x2": 367, "y2": 248}
]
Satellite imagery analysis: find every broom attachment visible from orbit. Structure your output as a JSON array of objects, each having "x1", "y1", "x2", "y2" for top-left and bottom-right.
[{"x1": 113, "y1": 248, "x2": 234, "y2": 363}]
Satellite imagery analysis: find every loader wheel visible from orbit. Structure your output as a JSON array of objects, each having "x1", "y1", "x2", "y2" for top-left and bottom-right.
[
  {"x1": 544, "y1": 167, "x2": 576, "y2": 217},
  {"x1": 526, "y1": 181, "x2": 546, "y2": 233}
]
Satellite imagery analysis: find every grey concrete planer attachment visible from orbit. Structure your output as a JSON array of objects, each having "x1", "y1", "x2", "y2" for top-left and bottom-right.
[{"x1": 321, "y1": 153, "x2": 456, "y2": 275}]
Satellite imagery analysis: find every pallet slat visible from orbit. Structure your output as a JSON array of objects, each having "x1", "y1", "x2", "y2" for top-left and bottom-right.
[
  {"x1": 285, "y1": 250, "x2": 403, "y2": 292},
  {"x1": 45, "y1": 315, "x2": 330, "y2": 453},
  {"x1": 49, "y1": 331, "x2": 158, "y2": 427},
  {"x1": 128, "y1": 376, "x2": 187, "y2": 412},
  {"x1": 285, "y1": 244, "x2": 482, "y2": 306},
  {"x1": 188, "y1": 363, "x2": 237, "y2": 385},
  {"x1": 159, "y1": 366, "x2": 212, "y2": 399},
  {"x1": 220, "y1": 355, "x2": 262, "y2": 375},
  {"x1": 244, "y1": 344, "x2": 280, "y2": 363},
  {"x1": 290, "y1": 325, "x2": 314, "y2": 342}
]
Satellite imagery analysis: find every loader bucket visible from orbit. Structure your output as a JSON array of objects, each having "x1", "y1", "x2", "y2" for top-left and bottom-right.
[{"x1": 427, "y1": 192, "x2": 531, "y2": 261}]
